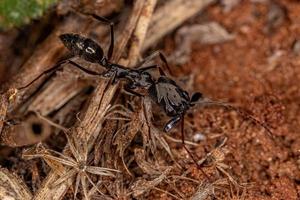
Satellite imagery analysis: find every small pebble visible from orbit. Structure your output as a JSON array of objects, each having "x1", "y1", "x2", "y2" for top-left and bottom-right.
[
  {"x1": 292, "y1": 40, "x2": 300, "y2": 55},
  {"x1": 193, "y1": 132, "x2": 206, "y2": 142}
]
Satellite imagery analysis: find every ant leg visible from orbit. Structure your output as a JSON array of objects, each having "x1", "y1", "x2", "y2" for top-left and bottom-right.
[
  {"x1": 124, "y1": 84, "x2": 143, "y2": 97},
  {"x1": 158, "y1": 66, "x2": 166, "y2": 76},
  {"x1": 180, "y1": 116, "x2": 211, "y2": 181},
  {"x1": 164, "y1": 115, "x2": 181, "y2": 132},
  {"x1": 137, "y1": 64, "x2": 158, "y2": 72},
  {"x1": 195, "y1": 98, "x2": 275, "y2": 141},
  {"x1": 136, "y1": 51, "x2": 173, "y2": 76},
  {"x1": 68, "y1": 60, "x2": 102, "y2": 76},
  {"x1": 3, "y1": 118, "x2": 21, "y2": 126},
  {"x1": 138, "y1": 64, "x2": 166, "y2": 76},
  {"x1": 111, "y1": 72, "x2": 117, "y2": 84},
  {"x1": 17, "y1": 60, "x2": 69, "y2": 90},
  {"x1": 18, "y1": 60, "x2": 101, "y2": 90}
]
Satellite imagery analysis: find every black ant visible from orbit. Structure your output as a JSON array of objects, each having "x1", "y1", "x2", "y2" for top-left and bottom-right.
[{"x1": 16, "y1": 14, "x2": 275, "y2": 180}]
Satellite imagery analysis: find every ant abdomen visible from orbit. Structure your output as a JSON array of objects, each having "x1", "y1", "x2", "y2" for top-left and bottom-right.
[{"x1": 59, "y1": 33, "x2": 104, "y2": 64}]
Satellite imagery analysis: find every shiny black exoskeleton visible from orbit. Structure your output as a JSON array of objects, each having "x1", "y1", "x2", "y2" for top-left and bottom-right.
[
  {"x1": 60, "y1": 33, "x2": 107, "y2": 65},
  {"x1": 20, "y1": 13, "x2": 204, "y2": 133},
  {"x1": 148, "y1": 76, "x2": 202, "y2": 132},
  {"x1": 56, "y1": 14, "x2": 159, "y2": 95}
]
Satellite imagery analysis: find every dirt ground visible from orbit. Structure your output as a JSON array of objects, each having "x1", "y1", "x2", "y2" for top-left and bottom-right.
[
  {"x1": 0, "y1": 0, "x2": 300, "y2": 199},
  {"x1": 161, "y1": 1, "x2": 300, "y2": 199}
]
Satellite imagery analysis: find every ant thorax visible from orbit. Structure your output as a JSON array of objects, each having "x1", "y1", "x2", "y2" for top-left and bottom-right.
[
  {"x1": 151, "y1": 76, "x2": 191, "y2": 117},
  {"x1": 126, "y1": 71, "x2": 153, "y2": 88}
]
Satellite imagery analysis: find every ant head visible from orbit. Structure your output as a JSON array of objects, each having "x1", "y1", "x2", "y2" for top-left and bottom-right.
[
  {"x1": 60, "y1": 34, "x2": 104, "y2": 64},
  {"x1": 190, "y1": 92, "x2": 203, "y2": 106},
  {"x1": 59, "y1": 34, "x2": 72, "y2": 44}
]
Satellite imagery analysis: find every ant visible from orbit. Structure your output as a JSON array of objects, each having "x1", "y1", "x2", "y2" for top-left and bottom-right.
[
  {"x1": 19, "y1": 13, "x2": 200, "y2": 132},
  {"x1": 16, "y1": 13, "x2": 275, "y2": 180}
]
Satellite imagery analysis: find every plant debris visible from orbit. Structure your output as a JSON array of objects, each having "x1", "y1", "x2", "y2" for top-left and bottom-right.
[
  {"x1": 0, "y1": 0, "x2": 299, "y2": 199},
  {"x1": 169, "y1": 22, "x2": 234, "y2": 65}
]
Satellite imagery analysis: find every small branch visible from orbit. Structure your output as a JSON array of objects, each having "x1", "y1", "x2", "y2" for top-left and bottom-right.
[
  {"x1": 33, "y1": 80, "x2": 116, "y2": 200},
  {"x1": 27, "y1": 78, "x2": 88, "y2": 116},
  {"x1": 0, "y1": 168, "x2": 32, "y2": 200},
  {"x1": 128, "y1": 0, "x2": 158, "y2": 66},
  {"x1": 112, "y1": 0, "x2": 146, "y2": 61}
]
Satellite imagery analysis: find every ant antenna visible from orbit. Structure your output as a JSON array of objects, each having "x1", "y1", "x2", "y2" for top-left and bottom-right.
[
  {"x1": 135, "y1": 51, "x2": 173, "y2": 76},
  {"x1": 17, "y1": 60, "x2": 102, "y2": 91},
  {"x1": 71, "y1": 8, "x2": 115, "y2": 61},
  {"x1": 85, "y1": 13, "x2": 114, "y2": 61},
  {"x1": 194, "y1": 97, "x2": 275, "y2": 141}
]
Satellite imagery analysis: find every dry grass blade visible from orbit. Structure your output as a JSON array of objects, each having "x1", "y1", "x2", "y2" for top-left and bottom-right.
[
  {"x1": 164, "y1": 134, "x2": 198, "y2": 147},
  {"x1": 134, "y1": 148, "x2": 163, "y2": 175},
  {"x1": 81, "y1": 175, "x2": 88, "y2": 200},
  {"x1": 52, "y1": 169, "x2": 77, "y2": 188},
  {"x1": 86, "y1": 166, "x2": 119, "y2": 176},
  {"x1": 24, "y1": 134, "x2": 120, "y2": 199},
  {"x1": 33, "y1": 79, "x2": 116, "y2": 199},
  {"x1": 64, "y1": 131, "x2": 86, "y2": 163},
  {"x1": 23, "y1": 144, "x2": 66, "y2": 174},
  {"x1": 152, "y1": 187, "x2": 182, "y2": 200},
  {"x1": 84, "y1": 173, "x2": 106, "y2": 197},
  {"x1": 190, "y1": 181, "x2": 216, "y2": 200},
  {"x1": 105, "y1": 103, "x2": 133, "y2": 121},
  {"x1": 0, "y1": 88, "x2": 17, "y2": 135},
  {"x1": 130, "y1": 168, "x2": 172, "y2": 198},
  {"x1": 74, "y1": 173, "x2": 81, "y2": 199},
  {"x1": 141, "y1": 98, "x2": 179, "y2": 168},
  {"x1": 44, "y1": 153, "x2": 77, "y2": 167},
  {"x1": 0, "y1": 168, "x2": 32, "y2": 200},
  {"x1": 113, "y1": 110, "x2": 142, "y2": 176},
  {"x1": 198, "y1": 137, "x2": 246, "y2": 191}
]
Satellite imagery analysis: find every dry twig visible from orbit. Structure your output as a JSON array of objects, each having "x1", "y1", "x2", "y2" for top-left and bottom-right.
[
  {"x1": 0, "y1": 167, "x2": 32, "y2": 200},
  {"x1": 32, "y1": 1, "x2": 155, "y2": 199},
  {"x1": 23, "y1": 133, "x2": 120, "y2": 199}
]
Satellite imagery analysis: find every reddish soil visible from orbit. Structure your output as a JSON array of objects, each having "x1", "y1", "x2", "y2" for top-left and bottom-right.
[{"x1": 161, "y1": 1, "x2": 300, "y2": 199}]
